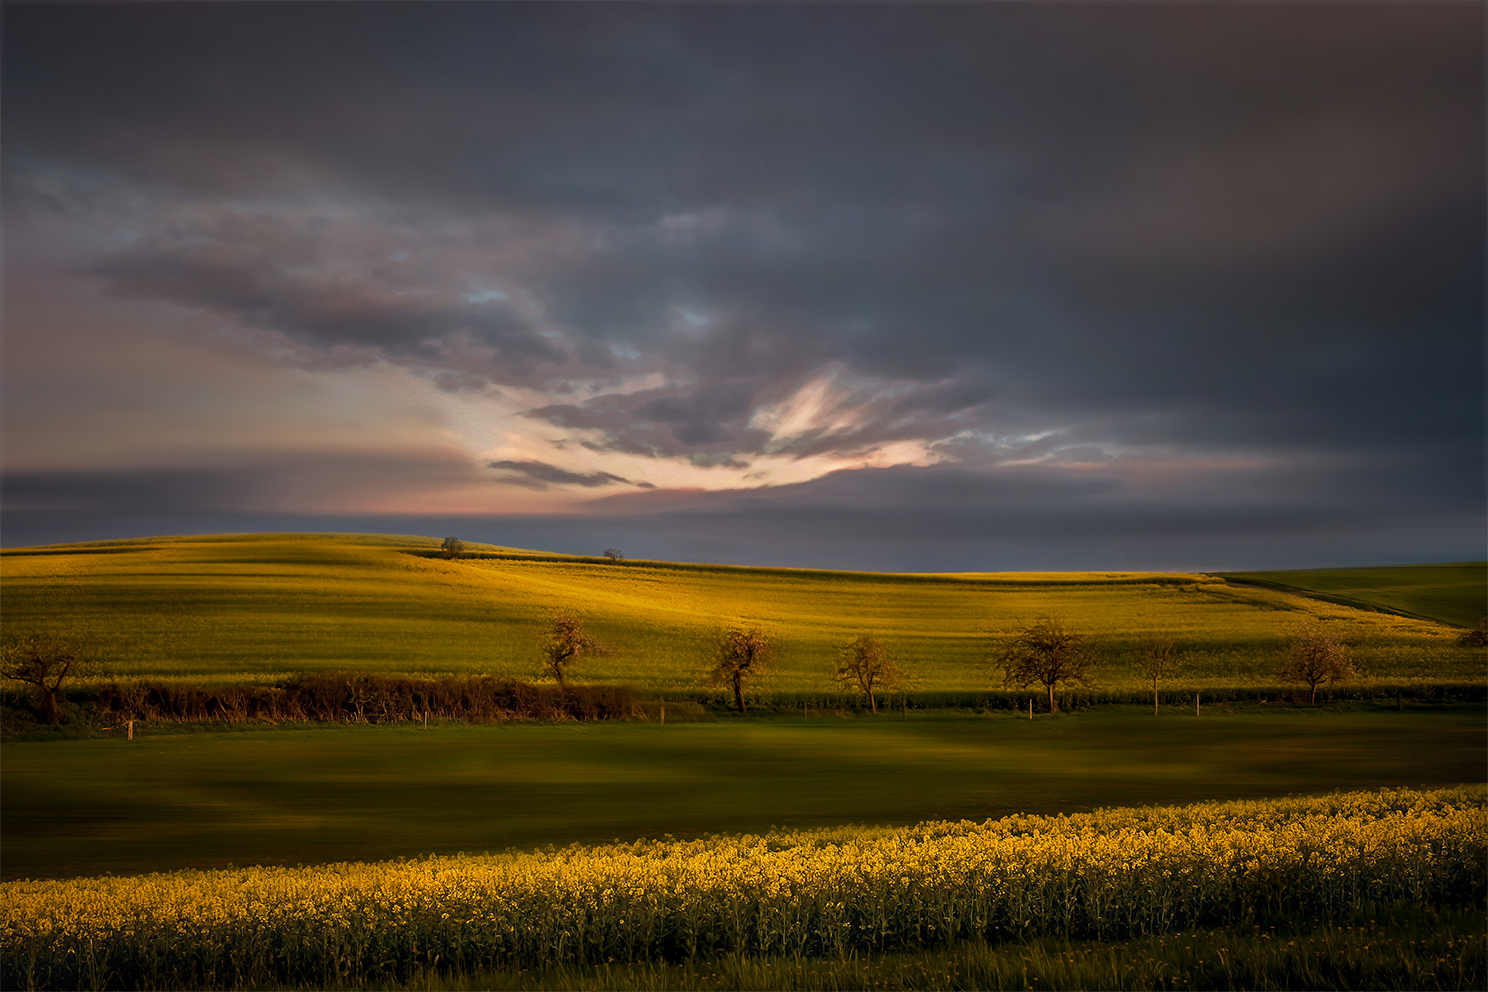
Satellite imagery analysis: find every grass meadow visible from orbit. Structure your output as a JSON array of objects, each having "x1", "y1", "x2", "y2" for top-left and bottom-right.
[
  {"x1": 6, "y1": 705, "x2": 1483, "y2": 882},
  {"x1": 1223, "y1": 563, "x2": 1487, "y2": 629}
]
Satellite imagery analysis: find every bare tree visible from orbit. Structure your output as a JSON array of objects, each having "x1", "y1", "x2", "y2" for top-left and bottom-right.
[
  {"x1": 1133, "y1": 636, "x2": 1179, "y2": 716},
  {"x1": 2, "y1": 636, "x2": 87, "y2": 724},
  {"x1": 712, "y1": 627, "x2": 770, "y2": 714},
  {"x1": 602, "y1": 548, "x2": 624, "y2": 563},
  {"x1": 997, "y1": 618, "x2": 1095, "y2": 714},
  {"x1": 834, "y1": 634, "x2": 901, "y2": 714},
  {"x1": 1278, "y1": 625, "x2": 1353, "y2": 703},
  {"x1": 441, "y1": 536, "x2": 465, "y2": 559},
  {"x1": 540, "y1": 612, "x2": 604, "y2": 688}
]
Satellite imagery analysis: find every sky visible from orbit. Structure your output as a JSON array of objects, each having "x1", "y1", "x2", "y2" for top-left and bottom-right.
[{"x1": 2, "y1": 1, "x2": 1484, "y2": 571}]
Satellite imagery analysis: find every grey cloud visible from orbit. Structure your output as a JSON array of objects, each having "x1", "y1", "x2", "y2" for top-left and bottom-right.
[
  {"x1": 1, "y1": 448, "x2": 485, "y2": 516},
  {"x1": 11, "y1": 458, "x2": 1477, "y2": 573},
  {"x1": 2, "y1": 467, "x2": 264, "y2": 515},
  {"x1": 562, "y1": 460, "x2": 1486, "y2": 571},
  {"x1": 2, "y1": 2, "x2": 1481, "y2": 562},
  {"x1": 486, "y1": 459, "x2": 635, "y2": 490},
  {"x1": 527, "y1": 385, "x2": 770, "y2": 463},
  {"x1": 633, "y1": 386, "x2": 758, "y2": 447},
  {"x1": 433, "y1": 372, "x2": 488, "y2": 394},
  {"x1": 525, "y1": 367, "x2": 1002, "y2": 465},
  {"x1": 82, "y1": 218, "x2": 571, "y2": 381}
]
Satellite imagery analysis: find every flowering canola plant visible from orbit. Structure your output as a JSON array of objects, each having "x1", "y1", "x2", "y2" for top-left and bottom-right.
[{"x1": 4, "y1": 785, "x2": 1483, "y2": 990}]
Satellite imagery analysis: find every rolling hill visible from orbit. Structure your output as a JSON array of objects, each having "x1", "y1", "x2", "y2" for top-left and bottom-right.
[
  {"x1": 1221, "y1": 563, "x2": 1486, "y2": 629},
  {"x1": 1, "y1": 533, "x2": 1479, "y2": 694}
]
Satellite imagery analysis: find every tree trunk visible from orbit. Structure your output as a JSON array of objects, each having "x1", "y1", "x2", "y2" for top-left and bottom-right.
[
  {"x1": 39, "y1": 687, "x2": 62, "y2": 724},
  {"x1": 733, "y1": 671, "x2": 746, "y2": 714},
  {"x1": 1153, "y1": 677, "x2": 1159, "y2": 716},
  {"x1": 868, "y1": 688, "x2": 876, "y2": 714},
  {"x1": 1310, "y1": 681, "x2": 1318, "y2": 704},
  {"x1": 1047, "y1": 683, "x2": 1056, "y2": 714}
]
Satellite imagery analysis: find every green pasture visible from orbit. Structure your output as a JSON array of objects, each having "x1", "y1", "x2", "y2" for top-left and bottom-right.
[
  {"x1": 1, "y1": 534, "x2": 1480, "y2": 694},
  {"x1": 1224, "y1": 562, "x2": 1487, "y2": 629},
  {"x1": 4, "y1": 704, "x2": 1481, "y2": 881}
]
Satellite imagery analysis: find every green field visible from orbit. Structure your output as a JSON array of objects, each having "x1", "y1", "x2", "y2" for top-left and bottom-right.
[
  {"x1": 4, "y1": 705, "x2": 1482, "y2": 882},
  {"x1": 1224, "y1": 563, "x2": 1487, "y2": 629},
  {"x1": 3, "y1": 534, "x2": 1485, "y2": 990},
  {"x1": 1, "y1": 534, "x2": 1481, "y2": 696}
]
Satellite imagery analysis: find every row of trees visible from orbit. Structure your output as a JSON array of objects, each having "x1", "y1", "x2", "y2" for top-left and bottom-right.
[
  {"x1": 541, "y1": 616, "x2": 904, "y2": 715},
  {"x1": 0, "y1": 614, "x2": 1366, "y2": 725},
  {"x1": 435, "y1": 539, "x2": 1383, "y2": 711},
  {"x1": 539, "y1": 614, "x2": 1358, "y2": 716},
  {"x1": 998, "y1": 618, "x2": 1354, "y2": 713}
]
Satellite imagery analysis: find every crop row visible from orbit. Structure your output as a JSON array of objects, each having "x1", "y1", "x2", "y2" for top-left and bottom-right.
[{"x1": 3, "y1": 785, "x2": 1483, "y2": 990}]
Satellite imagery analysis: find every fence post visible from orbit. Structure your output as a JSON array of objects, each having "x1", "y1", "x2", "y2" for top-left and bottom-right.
[
  {"x1": 1195, "y1": 692, "x2": 1200, "y2": 717},
  {"x1": 661, "y1": 705, "x2": 665, "y2": 726},
  {"x1": 1028, "y1": 698, "x2": 1033, "y2": 720},
  {"x1": 128, "y1": 719, "x2": 134, "y2": 741}
]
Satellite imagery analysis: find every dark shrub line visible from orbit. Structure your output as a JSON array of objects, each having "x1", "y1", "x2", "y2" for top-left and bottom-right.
[
  {"x1": 4, "y1": 680, "x2": 1480, "y2": 732},
  {"x1": 669, "y1": 682, "x2": 1488, "y2": 713},
  {"x1": 89, "y1": 674, "x2": 638, "y2": 724}
]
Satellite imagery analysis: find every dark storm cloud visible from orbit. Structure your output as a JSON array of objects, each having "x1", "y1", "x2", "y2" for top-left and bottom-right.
[
  {"x1": 6, "y1": 459, "x2": 1478, "y2": 571},
  {"x1": 485, "y1": 459, "x2": 639, "y2": 491},
  {"x1": 81, "y1": 215, "x2": 570, "y2": 380},
  {"x1": 2, "y1": 2, "x2": 1482, "y2": 563},
  {"x1": 527, "y1": 384, "x2": 768, "y2": 465},
  {"x1": 2, "y1": 466, "x2": 261, "y2": 515},
  {"x1": 0, "y1": 449, "x2": 485, "y2": 515},
  {"x1": 524, "y1": 367, "x2": 1001, "y2": 465},
  {"x1": 561, "y1": 460, "x2": 1486, "y2": 572},
  {"x1": 585, "y1": 456, "x2": 1486, "y2": 529}
]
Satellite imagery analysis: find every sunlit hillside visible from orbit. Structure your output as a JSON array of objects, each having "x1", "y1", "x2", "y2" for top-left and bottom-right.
[{"x1": 0, "y1": 534, "x2": 1478, "y2": 693}]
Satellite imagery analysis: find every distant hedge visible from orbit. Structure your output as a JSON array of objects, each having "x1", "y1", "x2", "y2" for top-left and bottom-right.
[
  {"x1": 87, "y1": 674, "x2": 638, "y2": 724},
  {"x1": 668, "y1": 682, "x2": 1488, "y2": 713},
  {"x1": 4, "y1": 677, "x2": 1482, "y2": 733}
]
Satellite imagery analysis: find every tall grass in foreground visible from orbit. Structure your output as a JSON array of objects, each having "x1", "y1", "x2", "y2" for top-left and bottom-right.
[
  {"x1": 4, "y1": 786, "x2": 1483, "y2": 990},
  {"x1": 384, "y1": 910, "x2": 1486, "y2": 991}
]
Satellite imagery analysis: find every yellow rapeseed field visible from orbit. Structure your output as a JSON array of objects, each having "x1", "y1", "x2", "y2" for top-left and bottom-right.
[{"x1": 3, "y1": 785, "x2": 1483, "y2": 990}]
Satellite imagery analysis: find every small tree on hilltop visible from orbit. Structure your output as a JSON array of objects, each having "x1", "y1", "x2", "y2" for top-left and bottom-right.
[
  {"x1": 441, "y1": 536, "x2": 464, "y2": 560},
  {"x1": 1457, "y1": 619, "x2": 1487, "y2": 648},
  {"x1": 997, "y1": 618, "x2": 1095, "y2": 714},
  {"x1": 712, "y1": 627, "x2": 770, "y2": 714},
  {"x1": 540, "y1": 612, "x2": 604, "y2": 689},
  {"x1": 1133, "y1": 636, "x2": 1180, "y2": 716},
  {"x1": 602, "y1": 548, "x2": 624, "y2": 564},
  {"x1": 834, "y1": 634, "x2": 900, "y2": 714},
  {"x1": 2, "y1": 636, "x2": 88, "y2": 724},
  {"x1": 1279, "y1": 625, "x2": 1353, "y2": 704}
]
